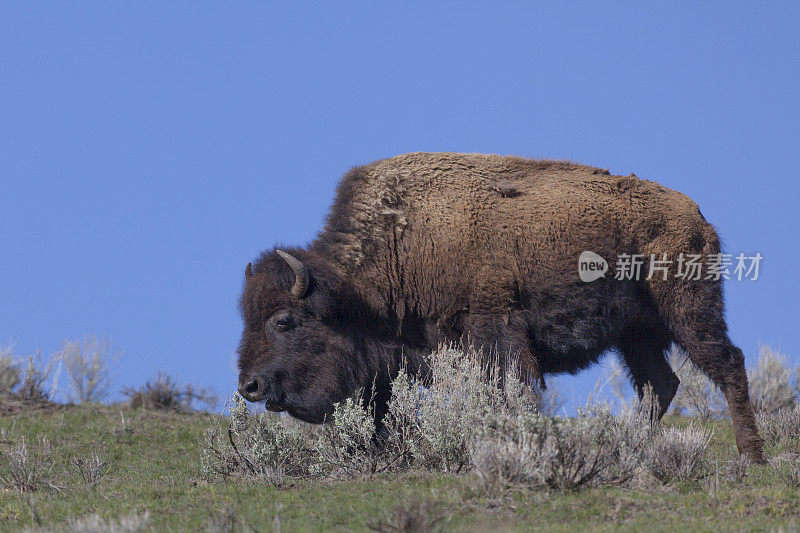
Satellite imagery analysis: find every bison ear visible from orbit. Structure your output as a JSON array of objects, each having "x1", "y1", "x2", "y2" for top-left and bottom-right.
[{"x1": 245, "y1": 262, "x2": 253, "y2": 280}]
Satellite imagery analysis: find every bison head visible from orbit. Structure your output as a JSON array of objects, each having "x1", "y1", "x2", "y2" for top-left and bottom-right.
[{"x1": 236, "y1": 249, "x2": 363, "y2": 423}]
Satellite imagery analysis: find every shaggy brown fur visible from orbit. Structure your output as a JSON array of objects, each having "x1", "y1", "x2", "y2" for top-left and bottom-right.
[{"x1": 237, "y1": 152, "x2": 765, "y2": 463}]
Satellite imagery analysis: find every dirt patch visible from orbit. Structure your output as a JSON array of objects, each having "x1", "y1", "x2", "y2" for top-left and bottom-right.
[{"x1": 0, "y1": 391, "x2": 62, "y2": 416}]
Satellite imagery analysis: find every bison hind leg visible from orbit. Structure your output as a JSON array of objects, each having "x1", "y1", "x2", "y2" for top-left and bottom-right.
[
  {"x1": 650, "y1": 278, "x2": 766, "y2": 464},
  {"x1": 615, "y1": 320, "x2": 679, "y2": 420}
]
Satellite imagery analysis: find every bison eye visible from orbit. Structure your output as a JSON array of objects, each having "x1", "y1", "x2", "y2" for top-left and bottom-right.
[{"x1": 269, "y1": 313, "x2": 295, "y2": 333}]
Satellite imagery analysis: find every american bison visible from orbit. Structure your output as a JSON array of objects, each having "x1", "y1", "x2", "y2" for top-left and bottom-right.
[{"x1": 236, "y1": 152, "x2": 765, "y2": 463}]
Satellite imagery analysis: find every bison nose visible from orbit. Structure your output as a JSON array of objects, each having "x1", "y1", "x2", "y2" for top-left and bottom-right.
[{"x1": 238, "y1": 375, "x2": 265, "y2": 402}]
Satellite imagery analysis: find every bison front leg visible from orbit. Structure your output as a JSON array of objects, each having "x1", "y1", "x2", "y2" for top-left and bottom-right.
[
  {"x1": 615, "y1": 319, "x2": 679, "y2": 420},
  {"x1": 462, "y1": 312, "x2": 542, "y2": 384}
]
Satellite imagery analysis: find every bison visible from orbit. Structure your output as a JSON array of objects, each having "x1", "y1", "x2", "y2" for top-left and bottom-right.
[{"x1": 236, "y1": 152, "x2": 765, "y2": 463}]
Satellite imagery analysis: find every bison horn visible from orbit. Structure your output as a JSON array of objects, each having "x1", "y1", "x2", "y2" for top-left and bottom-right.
[
  {"x1": 276, "y1": 250, "x2": 309, "y2": 299},
  {"x1": 245, "y1": 262, "x2": 253, "y2": 280}
]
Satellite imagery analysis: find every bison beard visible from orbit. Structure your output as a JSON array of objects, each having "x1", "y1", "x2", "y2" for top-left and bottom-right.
[{"x1": 236, "y1": 152, "x2": 765, "y2": 464}]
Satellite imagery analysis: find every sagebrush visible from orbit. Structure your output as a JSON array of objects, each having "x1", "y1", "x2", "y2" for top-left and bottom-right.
[
  {"x1": 123, "y1": 372, "x2": 216, "y2": 411},
  {"x1": 202, "y1": 345, "x2": 716, "y2": 490},
  {"x1": 0, "y1": 435, "x2": 57, "y2": 493},
  {"x1": 25, "y1": 512, "x2": 150, "y2": 533},
  {"x1": 669, "y1": 344, "x2": 799, "y2": 418},
  {"x1": 62, "y1": 335, "x2": 116, "y2": 404},
  {"x1": 1, "y1": 343, "x2": 21, "y2": 393},
  {"x1": 749, "y1": 345, "x2": 799, "y2": 414},
  {"x1": 0, "y1": 346, "x2": 61, "y2": 401}
]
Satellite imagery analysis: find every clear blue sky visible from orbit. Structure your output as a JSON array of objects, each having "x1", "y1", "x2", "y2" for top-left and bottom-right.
[{"x1": 2, "y1": 2, "x2": 798, "y2": 408}]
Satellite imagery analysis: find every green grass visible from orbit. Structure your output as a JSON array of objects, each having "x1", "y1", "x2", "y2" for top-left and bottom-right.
[{"x1": 1, "y1": 405, "x2": 799, "y2": 532}]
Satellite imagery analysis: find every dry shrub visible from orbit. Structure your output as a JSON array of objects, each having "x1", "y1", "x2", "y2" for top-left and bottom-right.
[
  {"x1": 601, "y1": 357, "x2": 633, "y2": 408},
  {"x1": 0, "y1": 347, "x2": 61, "y2": 401},
  {"x1": 647, "y1": 425, "x2": 712, "y2": 484},
  {"x1": 383, "y1": 346, "x2": 542, "y2": 474},
  {"x1": 536, "y1": 379, "x2": 564, "y2": 416},
  {"x1": 773, "y1": 453, "x2": 800, "y2": 489},
  {"x1": 202, "y1": 346, "x2": 545, "y2": 482},
  {"x1": 203, "y1": 505, "x2": 245, "y2": 533},
  {"x1": 199, "y1": 345, "x2": 724, "y2": 492},
  {"x1": 4, "y1": 336, "x2": 120, "y2": 404},
  {"x1": 470, "y1": 437, "x2": 532, "y2": 489},
  {"x1": 757, "y1": 406, "x2": 800, "y2": 446},
  {"x1": 201, "y1": 503, "x2": 282, "y2": 533},
  {"x1": 201, "y1": 346, "x2": 648, "y2": 490},
  {"x1": 0, "y1": 343, "x2": 21, "y2": 392},
  {"x1": 368, "y1": 499, "x2": 445, "y2": 533},
  {"x1": 471, "y1": 403, "x2": 652, "y2": 491},
  {"x1": 312, "y1": 396, "x2": 390, "y2": 477},
  {"x1": 304, "y1": 342, "x2": 537, "y2": 479},
  {"x1": 721, "y1": 457, "x2": 749, "y2": 483},
  {"x1": 62, "y1": 335, "x2": 116, "y2": 404},
  {"x1": 669, "y1": 344, "x2": 799, "y2": 418},
  {"x1": 669, "y1": 347, "x2": 727, "y2": 419},
  {"x1": 0, "y1": 435, "x2": 56, "y2": 492},
  {"x1": 18, "y1": 350, "x2": 60, "y2": 401},
  {"x1": 72, "y1": 449, "x2": 109, "y2": 488},
  {"x1": 26, "y1": 512, "x2": 150, "y2": 533},
  {"x1": 202, "y1": 394, "x2": 316, "y2": 485},
  {"x1": 123, "y1": 372, "x2": 216, "y2": 411},
  {"x1": 748, "y1": 345, "x2": 799, "y2": 414}
]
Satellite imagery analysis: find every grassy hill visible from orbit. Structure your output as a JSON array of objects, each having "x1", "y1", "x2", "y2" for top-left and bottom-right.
[{"x1": 1, "y1": 400, "x2": 800, "y2": 532}]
